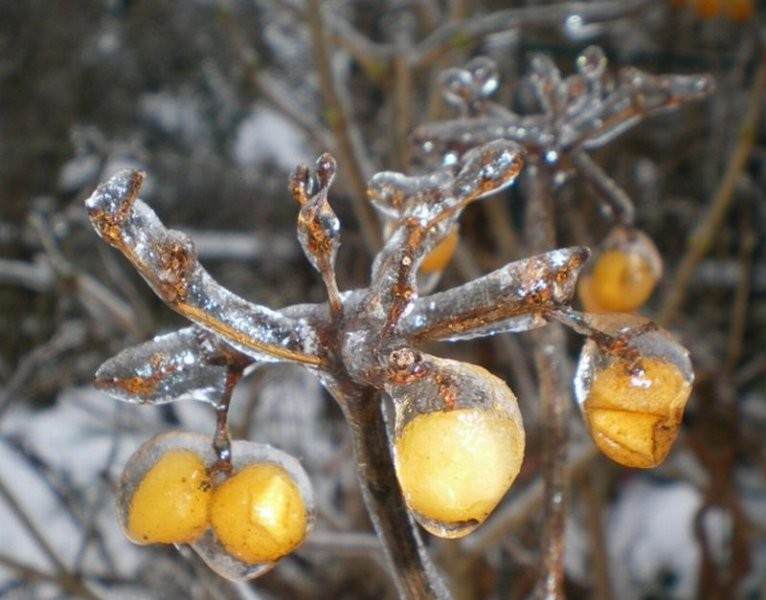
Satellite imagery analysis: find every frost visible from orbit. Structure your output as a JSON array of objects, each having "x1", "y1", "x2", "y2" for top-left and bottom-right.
[{"x1": 607, "y1": 478, "x2": 703, "y2": 600}]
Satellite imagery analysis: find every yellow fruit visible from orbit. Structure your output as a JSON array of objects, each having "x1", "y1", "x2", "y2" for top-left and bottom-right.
[
  {"x1": 582, "y1": 357, "x2": 691, "y2": 468},
  {"x1": 394, "y1": 407, "x2": 524, "y2": 536},
  {"x1": 694, "y1": 0, "x2": 721, "y2": 18},
  {"x1": 587, "y1": 249, "x2": 657, "y2": 313},
  {"x1": 725, "y1": 0, "x2": 753, "y2": 20},
  {"x1": 419, "y1": 228, "x2": 459, "y2": 273},
  {"x1": 126, "y1": 449, "x2": 211, "y2": 544},
  {"x1": 209, "y1": 463, "x2": 309, "y2": 564}
]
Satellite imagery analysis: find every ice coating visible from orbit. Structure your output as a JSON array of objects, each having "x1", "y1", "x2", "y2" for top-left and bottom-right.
[
  {"x1": 578, "y1": 226, "x2": 663, "y2": 313},
  {"x1": 384, "y1": 353, "x2": 525, "y2": 537},
  {"x1": 572, "y1": 314, "x2": 694, "y2": 467},
  {"x1": 293, "y1": 154, "x2": 341, "y2": 277},
  {"x1": 85, "y1": 170, "x2": 324, "y2": 367},
  {"x1": 94, "y1": 327, "x2": 254, "y2": 407},
  {"x1": 116, "y1": 431, "x2": 216, "y2": 544},
  {"x1": 365, "y1": 139, "x2": 524, "y2": 331},
  {"x1": 399, "y1": 247, "x2": 589, "y2": 342},
  {"x1": 437, "y1": 56, "x2": 500, "y2": 115},
  {"x1": 412, "y1": 47, "x2": 714, "y2": 220},
  {"x1": 116, "y1": 431, "x2": 314, "y2": 581},
  {"x1": 190, "y1": 439, "x2": 315, "y2": 581},
  {"x1": 573, "y1": 312, "x2": 694, "y2": 393}
]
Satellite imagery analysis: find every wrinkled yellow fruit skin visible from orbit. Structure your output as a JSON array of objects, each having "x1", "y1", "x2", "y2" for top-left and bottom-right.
[
  {"x1": 209, "y1": 463, "x2": 308, "y2": 564},
  {"x1": 419, "y1": 228, "x2": 459, "y2": 273},
  {"x1": 394, "y1": 407, "x2": 524, "y2": 534},
  {"x1": 126, "y1": 449, "x2": 211, "y2": 545},
  {"x1": 586, "y1": 250, "x2": 657, "y2": 313},
  {"x1": 583, "y1": 357, "x2": 691, "y2": 468}
]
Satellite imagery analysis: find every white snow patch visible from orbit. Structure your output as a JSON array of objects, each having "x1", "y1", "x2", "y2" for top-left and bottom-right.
[
  {"x1": 233, "y1": 105, "x2": 310, "y2": 171},
  {"x1": 0, "y1": 388, "x2": 154, "y2": 589},
  {"x1": 607, "y1": 478, "x2": 703, "y2": 600}
]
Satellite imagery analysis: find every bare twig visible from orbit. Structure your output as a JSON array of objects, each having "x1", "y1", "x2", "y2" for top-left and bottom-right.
[
  {"x1": 305, "y1": 0, "x2": 382, "y2": 253},
  {"x1": 0, "y1": 475, "x2": 104, "y2": 600},
  {"x1": 215, "y1": 3, "x2": 337, "y2": 152},
  {"x1": 580, "y1": 469, "x2": 613, "y2": 600},
  {"x1": 524, "y1": 160, "x2": 572, "y2": 600},
  {"x1": 410, "y1": 0, "x2": 652, "y2": 67},
  {"x1": 332, "y1": 383, "x2": 453, "y2": 600},
  {"x1": 658, "y1": 63, "x2": 766, "y2": 327}
]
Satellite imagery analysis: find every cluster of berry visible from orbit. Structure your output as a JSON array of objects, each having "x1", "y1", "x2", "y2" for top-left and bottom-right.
[
  {"x1": 119, "y1": 432, "x2": 313, "y2": 579},
  {"x1": 83, "y1": 46, "x2": 708, "y2": 588}
]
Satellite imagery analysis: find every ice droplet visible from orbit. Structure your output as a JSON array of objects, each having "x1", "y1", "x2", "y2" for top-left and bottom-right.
[
  {"x1": 466, "y1": 56, "x2": 499, "y2": 97},
  {"x1": 439, "y1": 67, "x2": 474, "y2": 109}
]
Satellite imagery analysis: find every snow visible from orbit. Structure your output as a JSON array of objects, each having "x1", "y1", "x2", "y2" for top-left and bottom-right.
[
  {"x1": 607, "y1": 477, "x2": 704, "y2": 599},
  {"x1": 233, "y1": 106, "x2": 310, "y2": 172}
]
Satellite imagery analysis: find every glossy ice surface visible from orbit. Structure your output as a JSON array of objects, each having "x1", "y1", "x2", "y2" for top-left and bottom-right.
[
  {"x1": 394, "y1": 406, "x2": 525, "y2": 538},
  {"x1": 124, "y1": 448, "x2": 211, "y2": 545},
  {"x1": 209, "y1": 463, "x2": 309, "y2": 564}
]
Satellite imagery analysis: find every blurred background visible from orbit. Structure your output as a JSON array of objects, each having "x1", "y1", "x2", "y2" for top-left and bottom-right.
[{"x1": 0, "y1": 1, "x2": 765, "y2": 598}]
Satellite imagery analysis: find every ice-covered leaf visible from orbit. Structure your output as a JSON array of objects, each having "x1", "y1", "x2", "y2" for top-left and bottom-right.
[
  {"x1": 85, "y1": 170, "x2": 324, "y2": 367},
  {"x1": 95, "y1": 327, "x2": 254, "y2": 407},
  {"x1": 399, "y1": 247, "x2": 589, "y2": 342}
]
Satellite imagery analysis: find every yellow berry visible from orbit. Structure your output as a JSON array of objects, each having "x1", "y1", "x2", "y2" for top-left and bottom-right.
[
  {"x1": 588, "y1": 249, "x2": 657, "y2": 313},
  {"x1": 577, "y1": 273, "x2": 605, "y2": 313},
  {"x1": 582, "y1": 357, "x2": 691, "y2": 468},
  {"x1": 209, "y1": 463, "x2": 309, "y2": 564},
  {"x1": 419, "y1": 228, "x2": 459, "y2": 273},
  {"x1": 694, "y1": 0, "x2": 721, "y2": 18},
  {"x1": 394, "y1": 407, "x2": 524, "y2": 536},
  {"x1": 725, "y1": 0, "x2": 753, "y2": 20},
  {"x1": 126, "y1": 449, "x2": 211, "y2": 545}
]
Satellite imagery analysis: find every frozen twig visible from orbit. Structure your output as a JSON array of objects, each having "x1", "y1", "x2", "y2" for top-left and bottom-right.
[
  {"x1": 306, "y1": 0, "x2": 382, "y2": 253},
  {"x1": 331, "y1": 383, "x2": 452, "y2": 600},
  {"x1": 524, "y1": 160, "x2": 571, "y2": 600}
]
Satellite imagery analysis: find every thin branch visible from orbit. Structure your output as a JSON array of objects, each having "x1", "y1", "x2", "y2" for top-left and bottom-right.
[
  {"x1": 410, "y1": 0, "x2": 652, "y2": 68},
  {"x1": 524, "y1": 160, "x2": 572, "y2": 600},
  {"x1": 215, "y1": 3, "x2": 337, "y2": 152},
  {"x1": 658, "y1": 62, "x2": 766, "y2": 327},
  {"x1": 580, "y1": 469, "x2": 613, "y2": 600},
  {"x1": 724, "y1": 199, "x2": 755, "y2": 375},
  {"x1": 305, "y1": 0, "x2": 382, "y2": 254},
  {"x1": 331, "y1": 382, "x2": 453, "y2": 600},
  {"x1": 0, "y1": 475, "x2": 104, "y2": 600}
]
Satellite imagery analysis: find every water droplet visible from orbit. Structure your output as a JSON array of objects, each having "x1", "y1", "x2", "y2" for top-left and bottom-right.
[{"x1": 564, "y1": 14, "x2": 583, "y2": 32}]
